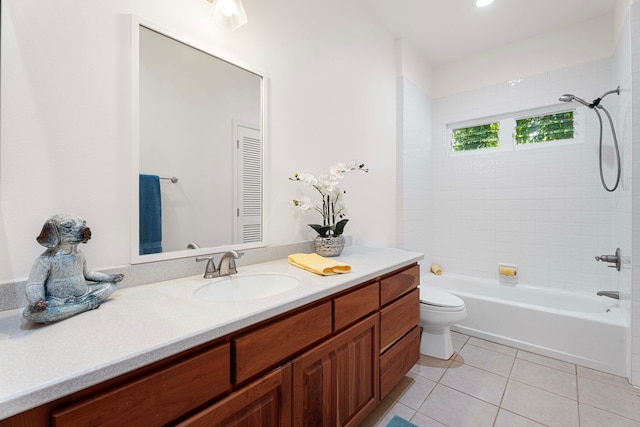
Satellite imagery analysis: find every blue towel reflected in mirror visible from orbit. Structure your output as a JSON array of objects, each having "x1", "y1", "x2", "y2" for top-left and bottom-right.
[{"x1": 139, "y1": 174, "x2": 162, "y2": 254}]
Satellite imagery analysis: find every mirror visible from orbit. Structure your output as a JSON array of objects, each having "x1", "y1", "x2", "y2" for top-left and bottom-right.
[{"x1": 131, "y1": 17, "x2": 266, "y2": 264}]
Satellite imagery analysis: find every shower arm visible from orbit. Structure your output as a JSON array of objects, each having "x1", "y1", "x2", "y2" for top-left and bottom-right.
[{"x1": 590, "y1": 86, "x2": 620, "y2": 108}]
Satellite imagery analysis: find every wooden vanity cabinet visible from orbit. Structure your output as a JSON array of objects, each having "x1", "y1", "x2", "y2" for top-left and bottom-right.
[
  {"x1": 177, "y1": 363, "x2": 292, "y2": 427},
  {"x1": 378, "y1": 264, "x2": 421, "y2": 400},
  {"x1": 292, "y1": 314, "x2": 379, "y2": 427},
  {"x1": 234, "y1": 302, "x2": 332, "y2": 384},
  {"x1": 1, "y1": 263, "x2": 420, "y2": 427},
  {"x1": 50, "y1": 342, "x2": 231, "y2": 427}
]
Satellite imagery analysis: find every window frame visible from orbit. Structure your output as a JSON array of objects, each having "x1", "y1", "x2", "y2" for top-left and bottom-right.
[{"x1": 446, "y1": 104, "x2": 583, "y2": 156}]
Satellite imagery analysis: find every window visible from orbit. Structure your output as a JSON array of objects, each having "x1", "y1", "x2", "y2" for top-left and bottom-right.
[
  {"x1": 451, "y1": 123, "x2": 499, "y2": 152},
  {"x1": 514, "y1": 111, "x2": 574, "y2": 145},
  {"x1": 447, "y1": 106, "x2": 580, "y2": 154}
]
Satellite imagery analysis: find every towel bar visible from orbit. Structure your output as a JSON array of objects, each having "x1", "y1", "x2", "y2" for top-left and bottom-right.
[{"x1": 160, "y1": 176, "x2": 179, "y2": 183}]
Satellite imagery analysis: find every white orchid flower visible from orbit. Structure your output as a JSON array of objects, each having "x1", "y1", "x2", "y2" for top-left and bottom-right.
[{"x1": 293, "y1": 196, "x2": 314, "y2": 212}]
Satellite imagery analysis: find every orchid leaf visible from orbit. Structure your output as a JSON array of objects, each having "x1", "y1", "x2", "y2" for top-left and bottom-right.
[{"x1": 333, "y1": 219, "x2": 349, "y2": 236}]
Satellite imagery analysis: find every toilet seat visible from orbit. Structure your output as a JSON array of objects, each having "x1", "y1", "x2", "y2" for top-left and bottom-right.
[{"x1": 419, "y1": 287, "x2": 465, "y2": 309}]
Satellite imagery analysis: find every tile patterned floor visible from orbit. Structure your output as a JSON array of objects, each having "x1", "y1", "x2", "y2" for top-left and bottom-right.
[{"x1": 361, "y1": 332, "x2": 640, "y2": 427}]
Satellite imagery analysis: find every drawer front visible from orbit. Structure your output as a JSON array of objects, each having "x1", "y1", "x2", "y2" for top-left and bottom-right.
[
  {"x1": 333, "y1": 281, "x2": 379, "y2": 331},
  {"x1": 52, "y1": 343, "x2": 231, "y2": 427},
  {"x1": 379, "y1": 326, "x2": 420, "y2": 399},
  {"x1": 379, "y1": 288, "x2": 419, "y2": 352},
  {"x1": 235, "y1": 302, "x2": 332, "y2": 384},
  {"x1": 380, "y1": 264, "x2": 420, "y2": 306}
]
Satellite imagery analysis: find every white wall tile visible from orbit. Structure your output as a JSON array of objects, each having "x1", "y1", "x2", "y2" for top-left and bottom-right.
[{"x1": 429, "y1": 56, "x2": 629, "y2": 296}]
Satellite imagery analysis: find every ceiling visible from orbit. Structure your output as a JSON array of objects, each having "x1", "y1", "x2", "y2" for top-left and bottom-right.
[{"x1": 355, "y1": 0, "x2": 618, "y2": 66}]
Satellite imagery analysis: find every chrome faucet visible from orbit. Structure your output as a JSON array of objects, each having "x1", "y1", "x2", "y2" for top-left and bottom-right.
[
  {"x1": 196, "y1": 256, "x2": 217, "y2": 279},
  {"x1": 217, "y1": 250, "x2": 243, "y2": 276},
  {"x1": 596, "y1": 291, "x2": 620, "y2": 300}
]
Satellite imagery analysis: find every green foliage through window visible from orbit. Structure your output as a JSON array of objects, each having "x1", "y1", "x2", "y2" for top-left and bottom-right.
[
  {"x1": 514, "y1": 112, "x2": 574, "y2": 145},
  {"x1": 451, "y1": 123, "x2": 499, "y2": 152}
]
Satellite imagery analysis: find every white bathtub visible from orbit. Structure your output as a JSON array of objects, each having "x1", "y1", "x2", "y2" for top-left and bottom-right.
[{"x1": 422, "y1": 273, "x2": 628, "y2": 377}]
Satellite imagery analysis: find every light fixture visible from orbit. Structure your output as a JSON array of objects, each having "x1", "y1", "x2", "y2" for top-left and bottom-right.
[
  {"x1": 206, "y1": 0, "x2": 248, "y2": 31},
  {"x1": 473, "y1": 0, "x2": 495, "y2": 7}
]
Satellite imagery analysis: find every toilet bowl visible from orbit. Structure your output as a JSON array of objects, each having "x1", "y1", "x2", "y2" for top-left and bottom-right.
[{"x1": 419, "y1": 287, "x2": 467, "y2": 360}]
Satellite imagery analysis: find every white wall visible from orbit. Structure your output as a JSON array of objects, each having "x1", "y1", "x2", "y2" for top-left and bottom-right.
[
  {"x1": 432, "y1": 14, "x2": 614, "y2": 98},
  {"x1": 396, "y1": 39, "x2": 433, "y2": 98},
  {"x1": 0, "y1": 0, "x2": 398, "y2": 282},
  {"x1": 396, "y1": 41, "x2": 433, "y2": 263}
]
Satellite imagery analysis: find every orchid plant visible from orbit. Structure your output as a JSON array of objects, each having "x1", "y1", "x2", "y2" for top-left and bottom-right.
[{"x1": 289, "y1": 162, "x2": 368, "y2": 237}]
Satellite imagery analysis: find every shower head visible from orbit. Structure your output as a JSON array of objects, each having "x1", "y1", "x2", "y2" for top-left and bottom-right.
[{"x1": 559, "y1": 94, "x2": 592, "y2": 108}]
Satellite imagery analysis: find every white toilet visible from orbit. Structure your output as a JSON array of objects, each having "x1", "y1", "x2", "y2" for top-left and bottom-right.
[{"x1": 419, "y1": 287, "x2": 467, "y2": 360}]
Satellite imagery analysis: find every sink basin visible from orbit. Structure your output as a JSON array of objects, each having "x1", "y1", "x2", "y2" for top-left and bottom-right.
[{"x1": 193, "y1": 273, "x2": 301, "y2": 302}]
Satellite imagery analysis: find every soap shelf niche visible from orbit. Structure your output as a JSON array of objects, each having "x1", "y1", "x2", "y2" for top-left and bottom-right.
[{"x1": 498, "y1": 263, "x2": 518, "y2": 285}]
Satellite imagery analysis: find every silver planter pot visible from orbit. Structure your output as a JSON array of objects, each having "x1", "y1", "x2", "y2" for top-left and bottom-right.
[{"x1": 314, "y1": 235, "x2": 345, "y2": 257}]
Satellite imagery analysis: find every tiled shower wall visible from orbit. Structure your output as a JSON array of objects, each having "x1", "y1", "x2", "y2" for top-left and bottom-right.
[
  {"x1": 430, "y1": 59, "x2": 625, "y2": 295},
  {"x1": 629, "y1": 0, "x2": 640, "y2": 387}
]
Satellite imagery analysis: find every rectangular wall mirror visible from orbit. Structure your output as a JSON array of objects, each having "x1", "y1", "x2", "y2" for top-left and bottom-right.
[{"x1": 131, "y1": 16, "x2": 266, "y2": 264}]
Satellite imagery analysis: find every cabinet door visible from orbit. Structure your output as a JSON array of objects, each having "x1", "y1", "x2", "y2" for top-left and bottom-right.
[
  {"x1": 292, "y1": 314, "x2": 378, "y2": 427},
  {"x1": 177, "y1": 363, "x2": 292, "y2": 427}
]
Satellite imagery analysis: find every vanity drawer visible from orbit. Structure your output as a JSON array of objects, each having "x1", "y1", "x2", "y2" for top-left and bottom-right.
[
  {"x1": 234, "y1": 302, "x2": 332, "y2": 384},
  {"x1": 379, "y1": 288, "x2": 420, "y2": 352},
  {"x1": 380, "y1": 264, "x2": 420, "y2": 306},
  {"x1": 51, "y1": 343, "x2": 231, "y2": 427},
  {"x1": 333, "y1": 281, "x2": 379, "y2": 331},
  {"x1": 379, "y1": 326, "x2": 420, "y2": 399}
]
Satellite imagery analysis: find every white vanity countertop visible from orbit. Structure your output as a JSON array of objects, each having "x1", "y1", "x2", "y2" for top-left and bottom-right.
[{"x1": 0, "y1": 246, "x2": 422, "y2": 420}]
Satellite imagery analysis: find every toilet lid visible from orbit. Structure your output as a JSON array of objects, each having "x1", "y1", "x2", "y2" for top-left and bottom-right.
[{"x1": 420, "y1": 287, "x2": 464, "y2": 308}]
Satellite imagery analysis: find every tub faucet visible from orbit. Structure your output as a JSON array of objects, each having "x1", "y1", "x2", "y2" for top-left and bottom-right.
[
  {"x1": 218, "y1": 250, "x2": 243, "y2": 276},
  {"x1": 596, "y1": 291, "x2": 620, "y2": 300}
]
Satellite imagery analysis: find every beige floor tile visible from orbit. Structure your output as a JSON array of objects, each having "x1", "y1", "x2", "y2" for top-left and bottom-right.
[
  {"x1": 577, "y1": 365, "x2": 635, "y2": 389},
  {"x1": 418, "y1": 384, "x2": 498, "y2": 427},
  {"x1": 440, "y1": 361, "x2": 508, "y2": 405},
  {"x1": 579, "y1": 403, "x2": 640, "y2": 427},
  {"x1": 516, "y1": 350, "x2": 576, "y2": 374},
  {"x1": 411, "y1": 353, "x2": 454, "y2": 382},
  {"x1": 578, "y1": 376, "x2": 640, "y2": 422},
  {"x1": 494, "y1": 409, "x2": 545, "y2": 427},
  {"x1": 451, "y1": 331, "x2": 470, "y2": 343},
  {"x1": 510, "y1": 358, "x2": 577, "y2": 400},
  {"x1": 452, "y1": 338, "x2": 465, "y2": 353},
  {"x1": 466, "y1": 337, "x2": 518, "y2": 357},
  {"x1": 502, "y1": 380, "x2": 579, "y2": 427},
  {"x1": 388, "y1": 371, "x2": 437, "y2": 410},
  {"x1": 410, "y1": 412, "x2": 447, "y2": 427},
  {"x1": 360, "y1": 397, "x2": 416, "y2": 427},
  {"x1": 454, "y1": 343, "x2": 515, "y2": 377}
]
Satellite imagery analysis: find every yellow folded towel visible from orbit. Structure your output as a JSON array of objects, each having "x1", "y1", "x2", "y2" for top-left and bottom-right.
[
  {"x1": 288, "y1": 253, "x2": 351, "y2": 276},
  {"x1": 431, "y1": 264, "x2": 442, "y2": 275}
]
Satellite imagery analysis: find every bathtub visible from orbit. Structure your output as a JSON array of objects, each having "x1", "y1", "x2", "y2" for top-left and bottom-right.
[{"x1": 422, "y1": 273, "x2": 628, "y2": 377}]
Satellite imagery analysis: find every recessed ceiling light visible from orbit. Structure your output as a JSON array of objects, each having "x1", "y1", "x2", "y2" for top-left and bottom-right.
[{"x1": 473, "y1": 0, "x2": 495, "y2": 7}]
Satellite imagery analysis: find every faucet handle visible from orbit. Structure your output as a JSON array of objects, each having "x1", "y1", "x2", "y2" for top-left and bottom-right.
[
  {"x1": 228, "y1": 251, "x2": 244, "y2": 274},
  {"x1": 196, "y1": 256, "x2": 218, "y2": 279}
]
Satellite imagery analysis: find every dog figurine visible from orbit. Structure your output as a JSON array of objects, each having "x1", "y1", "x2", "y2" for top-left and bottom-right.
[{"x1": 23, "y1": 213, "x2": 124, "y2": 323}]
